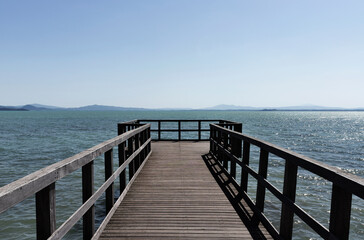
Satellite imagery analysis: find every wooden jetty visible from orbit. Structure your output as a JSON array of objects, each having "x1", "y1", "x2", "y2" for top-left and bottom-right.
[{"x1": 0, "y1": 119, "x2": 363, "y2": 240}]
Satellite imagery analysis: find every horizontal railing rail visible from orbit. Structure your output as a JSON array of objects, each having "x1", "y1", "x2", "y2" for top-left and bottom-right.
[
  {"x1": 135, "y1": 119, "x2": 242, "y2": 141},
  {"x1": 210, "y1": 123, "x2": 364, "y2": 240},
  {"x1": 0, "y1": 122, "x2": 152, "y2": 240}
]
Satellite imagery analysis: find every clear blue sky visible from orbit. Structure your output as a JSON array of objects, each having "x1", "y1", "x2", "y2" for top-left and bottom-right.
[{"x1": 1, "y1": 0, "x2": 363, "y2": 108}]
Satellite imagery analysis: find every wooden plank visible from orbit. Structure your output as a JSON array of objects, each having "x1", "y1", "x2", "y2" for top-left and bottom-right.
[
  {"x1": 98, "y1": 142, "x2": 252, "y2": 240},
  {"x1": 92, "y1": 151, "x2": 153, "y2": 240}
]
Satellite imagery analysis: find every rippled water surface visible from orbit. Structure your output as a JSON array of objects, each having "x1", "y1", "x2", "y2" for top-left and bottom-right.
[{"x1": 0, "y1": 111, "x2": 363, "y2": 239}]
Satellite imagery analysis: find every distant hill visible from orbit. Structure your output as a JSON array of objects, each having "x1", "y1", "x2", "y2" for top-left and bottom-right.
[
  {"x1": 0, "y1": 106, "x2": 28, "y2": 111},
  {"x1": 201, "y1": 104, "x2": 364, "y2": 111},
  {"x1": 22, "y1": 104, "x2": 50, "y2": 111},
  {"x1": 1, "y1": 103, "x2": 363, "y2": 111},
  {"x1": 202, "y1": 104, "x2": 260, "y2": 110},
  {"x1": 70, "y1": 104, "x2": 147, "y2": 111}
]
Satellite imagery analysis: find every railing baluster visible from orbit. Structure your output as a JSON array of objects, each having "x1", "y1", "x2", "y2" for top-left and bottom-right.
[
  {"x1": 241, "y1": 141, "x2": 250, "y2": 192},
  {"x1": 140, "y1": 130, "x2": 145, "y2": 163},
  {"x1": 128, "y1": 136, "x2": 134, "y2": 180},
  {"x1": 255, "y1": 149, "x2": 269, "y2": 216},
  {"x1": 329, "y1": 184, "x2": 352, "y2": 240},
  {"x1": 198, "y1": 120, "x2": 201, "y2": 140},
  {"x1": 222, "y1": 132, "x2": 228, "y2": 169},
  {"x1": 119, "y1": 141, "x2": 126, "y2": 193},
  {"x1": 135, "y1": 133, "x2": 140, "y2": 170},
  {"x1": 178, "y1": 120, "x2": 181, "y2": 140},
  {"x1": 147, "y1": 127, "x2": 151, "y2": 154},
  {"x1": 158, "y1": 120, "x2": 161, "y2": 140},
  {"x1": 105, "y1": 149, "x2": 114, "y2": 214},
  {"x1": 82, "y1": 161, "x2": 94, "y2": 240},
  {"x1": 36, "y1": 183, "x2": 56, "y2": 240},
  {"x1": 279, "y1": 160, "x2": 298, "y2": 239}
]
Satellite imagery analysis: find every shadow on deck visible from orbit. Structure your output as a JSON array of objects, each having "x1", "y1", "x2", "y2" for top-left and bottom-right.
[{"x1": 202, "y1": 153, "x2": 272, "y2": 240}]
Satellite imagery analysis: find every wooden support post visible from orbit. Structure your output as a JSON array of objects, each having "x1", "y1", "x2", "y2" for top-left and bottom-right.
[
  {"x1": 279, "y1": 160, "x2": 298, "y2": 239},
  {"x1": 36, "y1": 183, "x2": 56, "y2": 240},
  {"x1": 82, "y1": 161, "x2": 94, "y2": 240},
  {"x1": 209, "y1": 125, "x2": 213, "y2": 153},
  {"x1": 230, "y1": 147, "x2": 236, "y2": 179},
  {"x1": 178, "y1": 121, "x2": 181, "y2": 140},
  {"x1": 147, "y1": 127, "x2": 151, "y2": 154},
  {"x1": 232, "y1": 124, "x2": 242, "y2": 158},
  {"x1": 198, "y1": 120, "x2": 201, "y2": 141},
  {"x1": 329, "y1": 184, "x2": 352, "y2": 240},
  {"x1": 117, "y1": 124, "x2": 126, "y2": 136},
  {"x1": 105, "y1": 149, "x2": 114, "y2": 214},
  {"x1": 140, "y1": 130, "x2": 145, "y2": 163},
  {"x1": 255, "y1": 149, "x2": 269, "y2": 213},
  {"x1": 241, "y1": 141, "x2": 250, "y2": 192},
  {"x1": 158, "y1": 121, "x2": 161, "y2": 140},
  {"x1": 118, "y1": 141, "x2": 126, "y2": 193},
  {"x1": 222, "y1": 132, "x2": 228, "y2": 169},
  {"x1": 135, "y1": 133, "x2": 140, "y2": 170},
  {"x1": 128, "y1": 137, "x2": 134, "y2": 181},
  {"x1": 217, "y1": 130, "x2": 222, "y2": 160}
]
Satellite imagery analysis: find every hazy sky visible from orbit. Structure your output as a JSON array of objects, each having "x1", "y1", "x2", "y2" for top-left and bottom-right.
[{"x1": 1, "y1": 1, "x2": 363, "y2": 108}]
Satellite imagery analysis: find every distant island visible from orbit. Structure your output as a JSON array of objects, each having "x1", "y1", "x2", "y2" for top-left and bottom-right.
[{"x1": 0, "y1": 103, "x2": 363, "y2": 112}]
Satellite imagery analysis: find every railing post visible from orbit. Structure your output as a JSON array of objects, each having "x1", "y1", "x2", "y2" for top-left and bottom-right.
[
  {"x1": 36, "y1": 183, "x2": 56, "y2": 240},
  {"x1": 147, "y1": 126, "x2": 151, "y2": 154},
  {"x1": 82, "y1": 161, "x2": 94, "y2": 240},
  {"x1": 241, "y1": 141, "x2": 250, "y2": 192},
  {"x1": 232, "y1": 123, "x2": 242, "y2": 158},
  {"x1": 217, "y1": 129, "x2": 222, "y2": 160},
  {"x1": 222, "y1": 132, "x2": 228, "y2": 170},
  {"x1": 209, "y1": 124, "x2": 213, "y2": 153},
  {"x1": 140, "y1": 130, "x2": 145, "y2": 163},
  {"x1": 158, "y1": 120, "x2": 161, "y2": 140},
  {"x1": 105, "y1": 149, "x2": 114, "y2": 214},
  {"x1": 178, "y1": 121, "x2": 181, "y2": 140},
  {"x1": 128, "y1": 136, "x2": 134, "y2": 180},
  {"x1": 230, "y1": 137, "x2": 236, "y2": 179},
  {"x1": 135, "y1": 133, "x2": 140, "y2": 170},
  {"x1": 198, "y1": 120, "x2": 201, "y2": 141},
  {"x1": 329, "y1": 184, "x2": 352, "y2": 240},
  {"x1": 254, "y1": 149, "x2": 269, "y2": 219},
  {"x1": 279, "y1": 160, "x2": 298, "y2": 239},
  {"x1": 118, "y1": 137, "x2": 126, "y2": 194}
]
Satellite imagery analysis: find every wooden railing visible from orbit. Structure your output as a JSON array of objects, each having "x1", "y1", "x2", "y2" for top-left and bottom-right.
[
  {"x1": 134, "y1": 119, "x2": 241, "y2": 141},
  {"x1": 0, "y1": 122, "x2": 152, "y2": 240},
  {"x1": 210, "y1": 123, "x2": 364, "y2": 240}
]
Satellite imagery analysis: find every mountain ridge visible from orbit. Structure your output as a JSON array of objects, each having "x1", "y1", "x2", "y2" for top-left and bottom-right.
[{"x1": 1, "y1": 103, "x2": 363, "y2": 111}]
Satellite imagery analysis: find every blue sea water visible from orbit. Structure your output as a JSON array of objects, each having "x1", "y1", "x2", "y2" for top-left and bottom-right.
[{"x1": 0, "y1": 110, "x2": 363, "y2": 239}]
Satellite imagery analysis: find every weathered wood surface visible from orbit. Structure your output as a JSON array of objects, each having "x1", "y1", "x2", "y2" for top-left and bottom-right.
[{"x1": 99, "y1": 141, "x2": 252, "y2": 239}]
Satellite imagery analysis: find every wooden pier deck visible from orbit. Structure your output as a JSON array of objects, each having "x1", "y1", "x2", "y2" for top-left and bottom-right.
[
  {"x1": 99, "y1": 141, "x2": 252, "y2": 239},
  {"x1": 1, "y1": 119, "x2": 363, "y2": 240}
]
